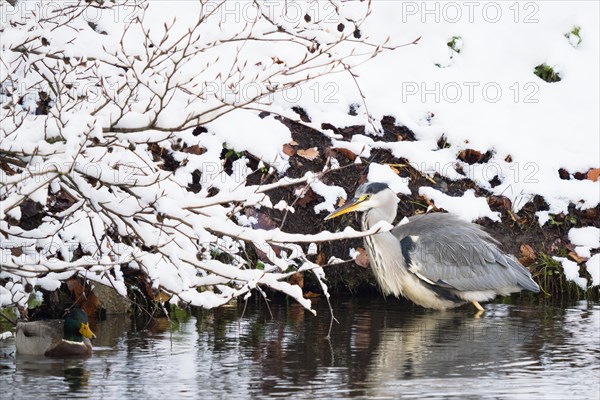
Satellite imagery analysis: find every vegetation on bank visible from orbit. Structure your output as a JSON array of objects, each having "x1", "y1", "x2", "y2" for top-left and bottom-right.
[{"x1": 1, "y1": 116, "x2": 598, "y2": 323}]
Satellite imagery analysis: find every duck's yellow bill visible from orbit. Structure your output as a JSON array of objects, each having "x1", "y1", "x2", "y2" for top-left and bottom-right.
[
  {"x1": 324, "y1": 198, "x2": 364, "y2": 220},
  {"x1": 79, "y1": 323, "x2": 96, "y2": 339}
]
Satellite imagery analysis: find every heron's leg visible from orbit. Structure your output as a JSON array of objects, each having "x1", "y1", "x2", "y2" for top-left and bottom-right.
[{"x1": 472, "y1": 301, "x2": 484, "y2": 312}]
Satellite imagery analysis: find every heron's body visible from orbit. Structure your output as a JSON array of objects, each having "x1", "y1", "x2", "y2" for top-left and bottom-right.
[
  {"x1": 326, "y1": 182, "x2": 539, "y2": 311},
  {"x1": 16, "y1": 308, "x2": 95, "y2": 357}
]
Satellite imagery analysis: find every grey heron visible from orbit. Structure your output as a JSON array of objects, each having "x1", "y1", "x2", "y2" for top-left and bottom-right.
[{"x1": 325, "y1": 182, "x2": 540, "y2": 311}]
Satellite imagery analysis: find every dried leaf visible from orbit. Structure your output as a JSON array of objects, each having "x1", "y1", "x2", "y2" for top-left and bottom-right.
[
  {"x1": 488, "y1": 195, "x2": 512, "y2": 210},
  {"x1": 297, "y1": 147, "x2": 319, "y2": 161},
  {"x1": 282, "y1": 143, "x2": 296, "y2": 156},
  {"x1": 289, "y1": 272, "x2": 304, "y2": 288},
  {"x1": 587, "y1": 168, "x2": 600, "y2": 182},
  {"x1": 519, "y1": 244, "x2": 536, "y2": 266},
  {"x1": 182, "y1": 145, "x2": 206, "y2": 155},
  {"x1": 355, "y1": 247, "x2": 370, "y2": 268},
  {"x1": 66, "y1": 278, "x2": 100, "y2": 317},
  {"x1": 575, "y1": 171, "x2": 589, "y2": 180},
  {"x1": 568, "y1": 251, "x2": 587, "y2": 264},
  {"x1": 558, "y1": 168, "x2": 570, "y2": 180},
  {"x1": 458, "y1": 149, "x2": 491, "y2": 165},
  {"x1": 155, "y1": 291, "x2": 171, "y2": 303},
  {"x1": 333, "y1": 147, "x2": 357, "y2": 161},
  {"x1": 297, "y1": 187, "x2": 318, "y2": 208},
  {"x1": 420, "y1": 195, "x2": 436, "y2": 208},
  {"x1": 337, "y1": 197, "x2": 346, "y2": 207},
  {"x1": 258, "y1": 213, "x2": 277, "y2": 230}
]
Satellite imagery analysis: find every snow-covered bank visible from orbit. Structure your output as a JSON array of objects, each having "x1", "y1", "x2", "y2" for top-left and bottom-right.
[{"x1": 1, "y1": 1, "x2": 598, "y2": 311}]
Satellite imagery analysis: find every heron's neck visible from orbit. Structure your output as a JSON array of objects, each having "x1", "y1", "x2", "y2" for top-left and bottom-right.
[{"x1": 361, "y1": 205, "x2": 396, "y2": 231}]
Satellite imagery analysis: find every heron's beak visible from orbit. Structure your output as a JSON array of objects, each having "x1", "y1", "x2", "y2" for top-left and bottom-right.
[
  {"x1": 324, "y1": 197, "x2": 365, "y2": 220},
  {"x1": 79, "y1": 322, "x2": 96, "y2": 339}
]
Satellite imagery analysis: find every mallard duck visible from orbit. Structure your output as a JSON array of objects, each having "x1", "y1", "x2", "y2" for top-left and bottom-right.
[{"x1": 16, "y1": 308, "x2": 96, "y2": 357}]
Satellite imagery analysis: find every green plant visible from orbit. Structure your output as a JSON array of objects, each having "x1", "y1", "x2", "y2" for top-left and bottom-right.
[
  {"x1": 223, "y1": 143, "x2": 243, "y2": 159},
  {"x1": 564, "y1": 25, "x2": 582, "y2": 47},
  {"x1": 534, "y1": 63, "x2": 561, "y2": 83},
  {"x1": 534, "y1": 253, "x2": 562, "y2": 295},
  {"x1": 447, "y1": 35, "x2": 463, "y2": 53}
]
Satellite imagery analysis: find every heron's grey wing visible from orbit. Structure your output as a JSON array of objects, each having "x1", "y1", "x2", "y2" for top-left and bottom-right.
[{"x1": 392, "y1": 213, "x2": 539, "y2": 292}]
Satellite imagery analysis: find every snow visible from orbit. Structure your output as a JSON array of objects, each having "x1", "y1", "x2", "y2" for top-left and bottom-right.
[
  {"x1": 367, "y1": 164, "x2": 411, "y2": 195},
  {"x1": 568, "y1": 228, "x2": 600, "y2": 277},
  {"x1": 418, "y1": 188, "x2": 501, "y2": 222},
  {"x1": 575, "y1": 246, "x2": 592, "y2": 259},
  {"x1": 568, "y1": 227, "x2": 600, "y2": 249},
  {"x1": 554, "y1": 257, "x2": 588, "y2": 290},
  {"x1": 1, "y1": 1, "x2": 599, "y2": 310},
  {"x1": 309, "y1": 177, "x2": 347, "y2": 214},
  {"x1": 293, "y1": 1, "x2": 600, "y2": 215},
  {"x1": 586, "y1": 255, "x2": 600, "y2": 287}
]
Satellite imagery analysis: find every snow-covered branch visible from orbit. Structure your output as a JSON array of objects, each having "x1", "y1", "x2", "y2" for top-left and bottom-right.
[{"x1": 1, "y1": 0, "x2": 400, "y2": 313}]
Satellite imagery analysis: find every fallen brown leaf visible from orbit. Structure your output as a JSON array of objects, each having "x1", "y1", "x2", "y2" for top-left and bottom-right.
[
  {"x1": 297, "y1": 147, "x2": 319, "y2": 161},
  {"x1": 355, "y1": 247, "x2": 370, "y2": 268},
  {"x1": 558, "y1": 168, "x2": 570, "y2": 180},
  {"x1": 568, "y1": 251, "x2": 587, "y2": 264},
  {"x1": 420, "y1": 195, "x2": 436, "y2": 208},
  {"x1": 154, "y1": 291, "x2": 172, "y2": 303},
  {"x1": 182, "y1": 145, "x2": 206, "y2": 155},
  {"x1": 587, "y1": 168, "x2": 600, "y2": 182},
  {"x1": 282, "y1": 143, "x2": 296, "y2": 156},
  {"x1": 333, "y1": 147, "x2": 357, "y2": 161},
  {"x1": 66, "y1": 278, "x2": 100, "y2": 317},
  {"x1": 574, "y1": 171, "x2": 587, "y2": 180},
  {"x1": 297, "y1": 187, "x2": 318, "y2": 208},
  {"x1": 458, "y1": 149, "x2": 483, "y2": 164},
  {"x1": 289, "y1": 272, "x2": 304, "y2": 288},
  {"x1": 488, "y1": 195, "x2": 512, "y2": 210},
  {"x1": 458, "y1": 149, "x2": 491, "y2": 165},
  {"x1": 251, "y1": 211, "x2": 277, "y2": 231},
  {"x1": 519, "y1": 244, "x2": 536, "y2": 266}
]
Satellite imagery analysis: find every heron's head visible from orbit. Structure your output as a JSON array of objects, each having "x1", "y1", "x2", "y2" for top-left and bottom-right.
[{"x1": 324, "y1": 182, "x2": 398, "y2": 221}]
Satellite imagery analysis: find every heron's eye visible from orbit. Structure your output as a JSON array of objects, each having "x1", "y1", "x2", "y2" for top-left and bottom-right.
[{"x1": 362, "y1": 194, "x2": 371, "y2": 201}]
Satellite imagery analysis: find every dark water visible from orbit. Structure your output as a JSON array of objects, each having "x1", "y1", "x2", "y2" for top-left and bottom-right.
[{"x1": 1, "y1": 298, "x2": 599, "y2": 399}]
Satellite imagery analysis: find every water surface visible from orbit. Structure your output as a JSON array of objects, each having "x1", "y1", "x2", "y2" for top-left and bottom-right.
[{"x1": 1, "y1": 298, "x2": 598, "y2": 399}]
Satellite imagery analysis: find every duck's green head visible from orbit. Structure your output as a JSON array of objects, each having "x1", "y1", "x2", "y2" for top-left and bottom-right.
[{"x1": 64, "y1": 308, "x2": 96, "y2": 342}]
